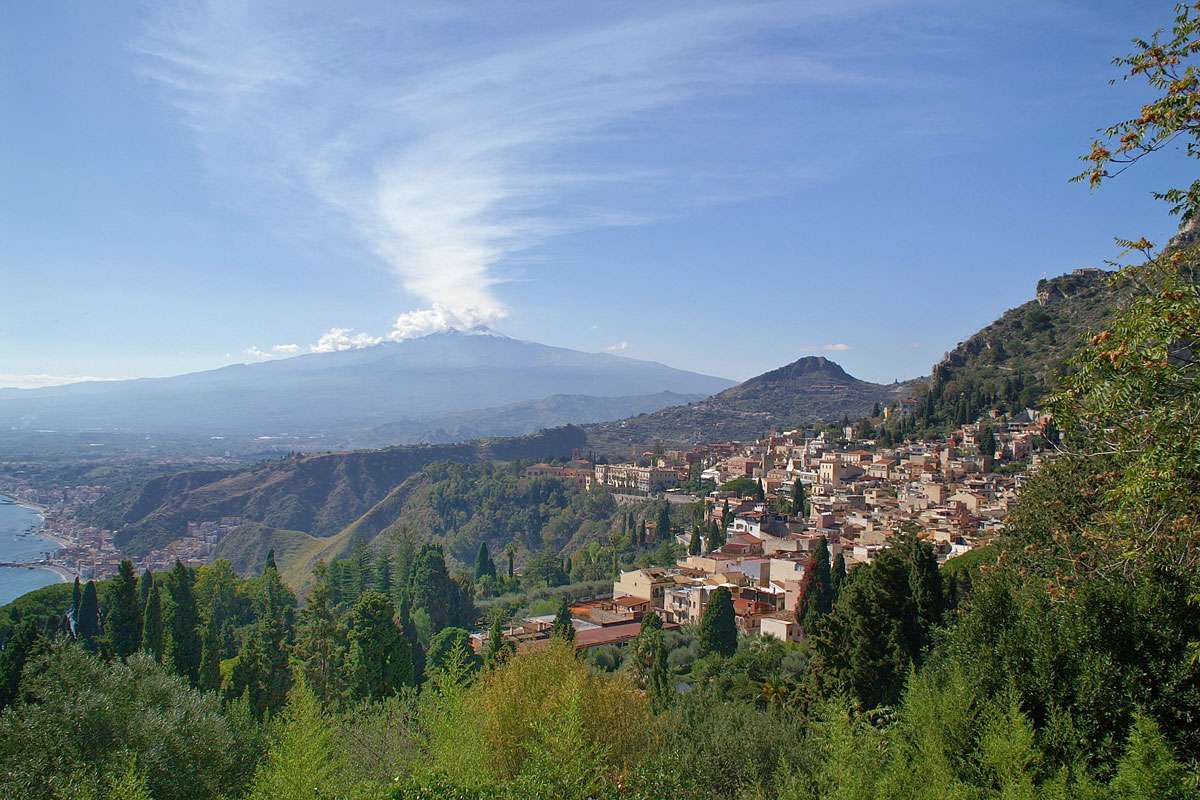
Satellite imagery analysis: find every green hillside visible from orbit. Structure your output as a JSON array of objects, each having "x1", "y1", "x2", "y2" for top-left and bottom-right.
[
  {"x1": 911, "y1": 268, "x2": 1126, "y2": 427},
  {"x1": 101, "y1": 426, "x2": 587, "y2": 560}
]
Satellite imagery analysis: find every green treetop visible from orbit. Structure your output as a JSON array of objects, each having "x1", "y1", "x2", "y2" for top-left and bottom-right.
[
  {"x1": 103, "y1": 559, "x2": 141, "y2": 658},
  {"x1": 163, "y1": 560, "x2": 201, "y2": 684},
  {"x1": 656, "y1": 505, "x2": 672, "y2": 543},
  {"x1": 797, "y1": 536, "x2": 834, "y2": 631},
  {"x1": 76, "y1": 580, "x2": 99, "y2": 644},
  {"x1": 427, "y1": 626, "x2": 481, "y2": 674},
  {"x1": 551, "y1": 597, "x2": 576, "y2": 643},
  {"x1": 141, "y1": 580, "x2": 164, "y2": 663},
  {"x1": 698, "y1": 586, "x2": 737, "y2": 657},
  {"x1": 343, "y1": 590, "x2": 411, "y2": 701},
  {"x1": 474, "y1": 541, "x2": 496, "y2": 580}
]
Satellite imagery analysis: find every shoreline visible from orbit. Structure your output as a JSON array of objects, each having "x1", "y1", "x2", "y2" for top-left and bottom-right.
[
  {"x1": 0, "y1": 562, "x2": 72, "y2": 583},
  {"x1": 0, "y1": 493, "x2": 73, "y2": 583}
]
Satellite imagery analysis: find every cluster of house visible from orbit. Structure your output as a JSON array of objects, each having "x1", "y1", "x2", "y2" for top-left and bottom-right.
[
  {"x1": 600, "y1": 408, "x2": 1052, "y2": 643},
  {"x1": 137, "y1": 516, "x2": 245, "y2": 572},
  {"x1": 0, "y1": 474, "x2": 248, "y2": 580}
]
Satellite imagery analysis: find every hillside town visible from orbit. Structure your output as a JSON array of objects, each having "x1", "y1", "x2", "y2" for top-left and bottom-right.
[{"x1": 502, "y1": 406, "x2": 1053, "y2": 650}]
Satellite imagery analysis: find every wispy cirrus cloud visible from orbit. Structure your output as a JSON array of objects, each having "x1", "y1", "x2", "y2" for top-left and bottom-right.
[{"x1": 137, "y1": 1, "x2": 893, "y2": 344}]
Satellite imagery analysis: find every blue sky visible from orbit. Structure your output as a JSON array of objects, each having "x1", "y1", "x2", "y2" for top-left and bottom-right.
[{"x1": 0, "y1": 1, "x2": 1190, "y2": 388}]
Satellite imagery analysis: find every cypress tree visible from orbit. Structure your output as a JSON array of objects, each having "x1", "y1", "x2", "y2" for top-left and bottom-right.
[
  {"x1": 474, "y1": 542, "x2": 496, "y2": 580},
  {"x1": 688, "y1": 524, "x2": 702, "y2": 556},
  {"x1": 792, "y1": 480, "x2": 810, "y2": 517},
  {"x1": 0, "y1": 618, "x2": 39, "y2": 710},
  {"x1": 264, "y1": 548, "x2": 277, "y2": 573},
  {"x1": 656, "y1": 505, "x2": 672, "y2": 543},
  {"x1": 70, "y1": 577, "x2": 81, "y2": 623},
  {"x1": 141, "y1": 581, "x2": 164, "y2": 662},
  {"x1": 831, "y1": 551, "x2": 848, "y2": 600},
  {"x1": 163, "y1": 560, "x2": 201, "y2": 683},
  {"x1": 103, "y1": 560, "x2": 141, "y2": 657},
  {"x1": 551, "y1": 596, "x2": 575, "y2": 642},
  {"x1": 906, "y1": 535, "x2": 944, "y2": 657},
  {"x1": 375, "y1": 551, "x2": 393, "y2": 596},
  {"x1": 978, "y1": 424, "x2": 997, "y2": 459},
  {"x1": 797, "y1": 536, "x2": 834, "y2": 631},
  {"x1": 138, "y1": 568, "x2": 152, "y2": 622},
  {"x1": 76, "y1": 580, "x2": 100, "y2": 643},
  {"x1": 706, "y1": 518, "x2": 723, "y2": 553},
  {"x1": 506, "y1": 543, "x2": 516, "y2": 580},
  {"x1": 698, "y1": 586, "x2": 737, "y2": 657},
  {"x1": 198, "y1": 611, "x2": 222, "y2": 692}
]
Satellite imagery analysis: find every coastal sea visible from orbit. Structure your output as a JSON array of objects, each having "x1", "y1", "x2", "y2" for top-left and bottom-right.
[{"x1": 0, "y1": 496, "x2": 63, "y2": 605}]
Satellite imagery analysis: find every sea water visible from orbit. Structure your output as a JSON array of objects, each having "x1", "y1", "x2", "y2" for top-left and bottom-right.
[{"x1": 0, "y1": 496, "x2": 62, "y2": 605}]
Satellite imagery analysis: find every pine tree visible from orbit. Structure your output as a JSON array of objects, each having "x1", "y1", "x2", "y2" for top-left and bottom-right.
[
  {"x1": 247, "y1": 677, "x2": 345, "y2": 800},
  {"x1": 141, "y1": 580, "x2": 164, "y2": 662},
  {"x1": 103, "y1": 559, "x2": 141, "y2": 657},
  {"x1": 427, "y1": 626, "x2": 481, "y2": 673},
  {"x1": 474, "y1": 541, "x2": 496, "y2": 580},
  {"x1": 688, "y1": 524, "x2": 703, "y2": 556},
  {"x1": 163, "y1": 560, "x2": 201, "y2": 683},
  {"x1": 551, "y1": 596, "x2": 576, "y2": 642},
  {"x1": 698, "y1": 586, "x2": 737, "y2": 657},
  {"x1": 797, "y1": 536, "x2": 834, "y2": 631},
  {"x1": 1108, "y1": 712, "x2": 1194, "y2": 800},
  {"x1": 293, "y1": 565, "x2": 348, "y2": 705},
  {"x1": 76, "y1": 580, "x2": 100, "y2": 644},
  {"x1": 343, "y1": 590, "x2": 411, "y2": 701},
  {"x1": 483, "y1": 616, "x2": 511, "y2": 668},
  {"x1": 198, "y1": 611, "x2": 222, "y2": 692}
]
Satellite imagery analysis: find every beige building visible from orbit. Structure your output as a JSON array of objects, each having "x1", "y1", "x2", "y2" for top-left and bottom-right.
[{"x1": 594, "y1": 463, "x2": 678, "y2": 493}]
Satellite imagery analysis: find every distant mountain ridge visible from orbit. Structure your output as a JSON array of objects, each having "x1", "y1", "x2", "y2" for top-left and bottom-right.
[
  {"x1": 0, "y1": 331, "x2": 733, "y2": 437},
  {"x1": 585, "y1": 355, "x2": 915, "y2": 451}
]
